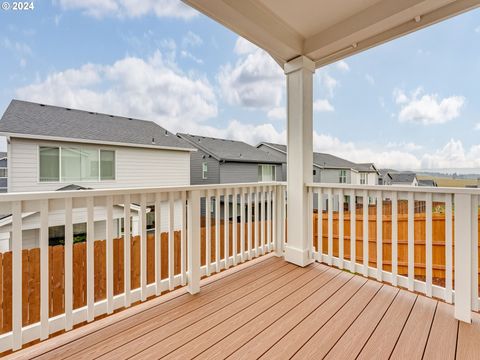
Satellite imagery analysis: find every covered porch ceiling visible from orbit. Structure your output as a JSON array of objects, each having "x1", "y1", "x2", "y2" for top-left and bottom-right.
[{"x1": 183, "y1": 0, "x2": 480, "y2": 68}]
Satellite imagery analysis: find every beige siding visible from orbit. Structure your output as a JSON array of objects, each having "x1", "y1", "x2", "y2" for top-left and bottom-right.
[{"x1": 9, "y1": 138, "x2": 190, "y2": 192}]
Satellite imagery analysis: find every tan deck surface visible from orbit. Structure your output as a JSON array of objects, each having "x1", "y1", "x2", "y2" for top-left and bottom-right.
[{"x1": 7, "y1": 255, "x2": 480, "y2": 359}]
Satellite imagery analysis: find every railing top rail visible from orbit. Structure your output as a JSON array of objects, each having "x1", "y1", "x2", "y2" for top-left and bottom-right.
[
  {"x1": 0, "y1": 182, "x2": 286, "y2": 202},
  {"x1": 306, "y1": 182, "x2": 480, "y2": 195}
]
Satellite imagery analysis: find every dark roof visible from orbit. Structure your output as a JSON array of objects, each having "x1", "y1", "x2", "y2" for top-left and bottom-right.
[
  {"x1": 353, "y1": 162, "x2": 378, "y2": 173},
  {"x1": 0, "y1": 100, "x2": 195, "y2": 151},
  {"x1": 389, "y1": 172, "x2": 417, "y2": 184},
  {"x1": 56, "y1": 184, "x2": 93, "y2": 191},
  {"x1": 418, "y1": 179, "x2": 437, "y2": 187},
  {"x1": 258, "y1": 142, "x2": 365, "y2": 170},
  {"x1": 178, "y1": 134, "x2": 284, "y2": 163}
]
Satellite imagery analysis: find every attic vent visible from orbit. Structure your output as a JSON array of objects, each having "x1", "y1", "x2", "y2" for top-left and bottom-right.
[
  {"x1": 89, "y1": 112, "x2": 95, "y2": 115},
  {"x1": 39, "y1": 104, "x2": 45, "y2": 107},
  {"x1": 66, "y1": 108, "x2": 71, "y2": 111},
  {"x1": 109, "y1": 115, "x2": 114, "y2": 118},
  {"x1": 128, "y1": 118, "x2": 132, "y2": 120},
  {"x1": 152, "y1": 137, "x2": 155, "y2": 144},
  {"x1": 164, "y1": 130, "x2": 169, "y2": 136}
]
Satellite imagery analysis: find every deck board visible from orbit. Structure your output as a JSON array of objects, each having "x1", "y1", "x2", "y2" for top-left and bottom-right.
[{"x1": 6, "y1": 255, "x2": 480, "y2": 360}]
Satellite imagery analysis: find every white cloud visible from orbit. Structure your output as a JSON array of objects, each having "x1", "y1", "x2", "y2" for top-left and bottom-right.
[
  {"x1": 475, "y1": 123, "x2": 480, "y2": 130},
  {"x1": 313, "y1": 99, "x2": 334, "y2": 112},
  {"x1": 55, "y1": 0, "x2": 197, "y2": 19},
  {"x1": 233, "y1": 37, "x2": 258, "y2": 55},
  {"x1": 267, "y1": 107, "x2": 286, "y2": 121},
  {"x1": 182, "y1": 31, "x2": 202, "y2": 48},
  {"x1": 475, "y1": 26, "x2": 480, "y2": 33},
  {"x1": 16, "y1": 50, "x2": 217, "y2": 130},
  {"x1": 386, "y1": 141, "x2": 423, "y2": 152},
  {"x1": 365, "y1": 74, "x2": 375, "y2": 85},
  {"x1": 394, "y1": 87, "x2": 465, "y2": 125},
  {"x1": 318, "y1": 72, "x2": 338, "y2": 98},
  {"x1": 218, "y1": 38, "x2": 284, "y2": 109},
  {"x1": 336, "y1": 60, "x2": 350, "y2": 72},
  {"x1": 180, "y1": 50, "x2": 203, "y2": 64}
]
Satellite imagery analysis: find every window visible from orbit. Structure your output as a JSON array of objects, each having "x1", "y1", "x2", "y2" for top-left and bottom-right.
[
  {"x1": 100, "y1": 150, "x2": 115, "y2": 180},
  {"x1": 360, "y1": 173, "x2": 368, "y2": 185},
  {"x1": 258, "y1": 164, "x2": 276, "y2": 182},
  {"x1": 39, "y1": 147, "x2": 60, "y2": 182},
  {"x1": 313, "y1": 169, "x2": 316, "y2": 176},
  {"x1": 339, "y1": 170, "x2": 347, "y2": 183},
  {"x1": 0, "y1": 168, "x2": 7, "y2": 178},
  {"x1": 48, "y1": 223, "x2": 87, "y2": 246},
  {"x1": 39, "y1": 146, "x2": 114, "y2": 182},
  {"x1": 202, "y1": 162, "x2": 208, "y2": 179}
]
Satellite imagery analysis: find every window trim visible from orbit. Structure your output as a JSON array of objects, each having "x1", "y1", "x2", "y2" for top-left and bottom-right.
[
  {"x1": 339, "y1": 169, "x2": 347, "y2": 184},
  {"x1": 360, "y1": 172, "x2": 367, "y2": 185},
  {"x1": 258, "y1": 164, "x2": 276, "y2": 182},
  {"x1": 202, "y1": 161, "x2": 208, "y2": 180},
  {"x1": 38, "y1": 145, "x2": 116, "y2": 183}
]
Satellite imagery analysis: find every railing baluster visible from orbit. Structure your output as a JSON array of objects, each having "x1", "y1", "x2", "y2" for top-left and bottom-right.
[
  {"x1": 215, "y1": 189, "x2": 221, "y2": 272},
  {"x1": 205, "y1": 190, "x2": 211, "y2": 276},
  {"x1": 426, "y1": 192, "x2": 433, "y2": 297},
  {"x1": 317, "y1": 189, "x2": 323, "y2": 262},
  {"x1": 283, "y1": 186, "x2": 287, "y2": 252},
  {"x1": 376, "y1": 190, "x2": 382, "y2": 282},
  {"x1": 39, "y1": 199, "x2": 49, "y2": 339},
  {"x1": 181, "y1": 191, "x2": 187, "y2": 286},
  {"x1": 267, "y1": 187, "x2": 272, "y2": 252},
  {"x1": 154, "y1": 193, "x2": 162, "y2": 295},
  {"x1": 11, "y1": 201, "x2": 22, "y2": 350},
  {"x1": 140, "y1": 193, "x2": 147, "y2": 300},
  {"x1": 124, "y1": 194, "x2": 131, "y2": 307},
  {"x1": 339, "y1": 189, "x2": 344, "y2": 269},
  {"x1": 349, "y1": 190, "x2": 356, "y2": 273},
  {"x1": 224, "y1": 188, "x2": 230, "y2": 269},
  {"x1": 254, "y1": 187, "x2": 259, "y2": 257},
  {"x1": 363, "y1": 190, "x2": 369, "y2": 277},
  {"x1": 445, "y1": 193, "x2": 453, "y2": 304},
  {"x1": 106, "y1": 196, "x2": 114, "y2": 313},
  {"x1": 391, "y1": 191, "x2": 398, "y2": 287},
  {"x1": 187, "y1": 190, "x2": 200, "y2": 295},
  {"x1": 86, "y1": 197, "x2": 95, "y2": 322},
  {"x1": 64, "y1": 197, "x2": 73, "y2": 331},
  {"x1": 168, "y1": 192, "x2": 174, "y2": 290},
  {"x1": 247, "y1": 187, "x2": 253, "y2": 259},
  {"x1": 307, "y1": 187, "x2": 313, "y2": 261},
  {"x1": 232, "y1": 188, "x2": 237, "y2": 266},
  {"x1": 240, "y1": 188, "x2": 246, "y2": 262},
  {"x1": 328, "y1": 189, "x2": 333, "y2": 266},
  {"x1": 471, "y1": 195, "x2": 479, "y2": 311},
  {"x1": 407, "y1": 192, "x2": 414, "y2": 291}
]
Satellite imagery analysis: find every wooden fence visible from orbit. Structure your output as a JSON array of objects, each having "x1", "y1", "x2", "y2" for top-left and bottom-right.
[
  {"x1": 313, "y1": 211, "x2": 480, "y2": 287},
  {"x1": 0, "y1": 220, "x2": 270, "y2": 334}
]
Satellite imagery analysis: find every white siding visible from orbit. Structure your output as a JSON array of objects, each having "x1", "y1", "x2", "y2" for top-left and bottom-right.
[{"x1": 9, "y1": 138, "x2": 190, "y2": 192}]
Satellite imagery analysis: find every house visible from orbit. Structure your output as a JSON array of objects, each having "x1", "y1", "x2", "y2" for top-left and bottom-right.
[
  {"x1": 0, "y1": 151, "x2": 6, "y2": 192},
  {"x1": 418, "y1": 179, "x2": 438, "y2": 187},
  {"x1": 177, "y1": 133, "x2": 284, "y2": 184},
  {"x1": 388, "y1": 171, "x2": 418, "y2": 186},
  {"x1": 0, "y1": 99, "x2": 195, "y2": 248},
  {"x1": 257, "y1": 142, "x2": 379, "y2": 185}
]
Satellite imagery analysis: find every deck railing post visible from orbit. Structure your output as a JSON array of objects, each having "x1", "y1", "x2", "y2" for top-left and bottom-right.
[
  {"x1": 274, "y1": 185, "x2": 284, "y2": 257},
  {"x1": 454, "y1": 192, "x2": 472, "y2": 323},
  {"x1": 187, "y1": 190, "x2": 201, "y2": 294}
]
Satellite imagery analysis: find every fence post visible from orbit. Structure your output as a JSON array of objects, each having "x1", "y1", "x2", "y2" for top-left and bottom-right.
[
  {"x1": 187, "y1": 190, "x2": 201, "y2": 294},
  {"x1": 454, "y1": 193, "x2": 472, "y2": 323},
  {"x1": 274, "y1": 185, "x2": 284, "y2": 257}
]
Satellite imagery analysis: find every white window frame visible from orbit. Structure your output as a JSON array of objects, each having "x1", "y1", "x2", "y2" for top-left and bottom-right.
[
  {"x1": 339, "y1": 170, "x2": 347, "y2": 184},
  {"x1": 258, "y1": 164, "x2": 276, "y2": 182},
  {"x1": 202, "y1": 162, "x2": 208, "y2": 179},
  {"x1": 360, "y1": 172, "x2": 368, "y2": 185},
  {"x1": 38, "y1": 145, "x2": 116, "y2": 183}
]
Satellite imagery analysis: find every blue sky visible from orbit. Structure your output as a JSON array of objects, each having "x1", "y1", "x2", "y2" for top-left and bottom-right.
[{"x1": 0, "y1": 1, "x2": 479, "y2": 170}]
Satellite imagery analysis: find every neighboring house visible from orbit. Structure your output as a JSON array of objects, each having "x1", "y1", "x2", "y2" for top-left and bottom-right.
[
  {"x1": 257, "y1": 142, "x2": 379, "y2": 185},
  {"x1": 0, "y1": 99, "x2": 195, "y2": 248},
  {"x1": 378, "y1": 169, "x2": 393, "y2": 185},
  {"x1": 0, "y1": 151, "x2": 7, "y2": 192},
  {"x1": 418, "y1": 179, "x2": 438, "y2": 187},
  {"x1": 388, "y1": 172, "x2": 418, "y2": 186},
  {"x1": 177, "y1": 133, "x2": 284, "y2": 184}
]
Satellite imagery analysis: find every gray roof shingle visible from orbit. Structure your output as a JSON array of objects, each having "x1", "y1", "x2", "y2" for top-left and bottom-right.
[
  {"x1": 258, "y1": 142, "x2": 363, "y2": 170},
  {"x1": 0, "y1": 100, "x2": 195, "y2": 151},
  {"x1": 389, "y1": 172, "x2": 417, "y2": 184},
  {"x1": 178, "y1": 134, "x2": 284, "y2": 163}
]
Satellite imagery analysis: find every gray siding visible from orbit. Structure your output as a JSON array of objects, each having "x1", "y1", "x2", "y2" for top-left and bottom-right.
[
  {"x1": 219, "y1": 162, "x2": 281, "y2": 184},
  {"x1": 189, "y1": 148, "x2": 220, "y2": 185}
]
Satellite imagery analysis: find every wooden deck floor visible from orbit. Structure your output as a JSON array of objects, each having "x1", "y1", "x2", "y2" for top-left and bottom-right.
[{"x1": 7, "y1": 255, "x2": 480, "y2": 360}]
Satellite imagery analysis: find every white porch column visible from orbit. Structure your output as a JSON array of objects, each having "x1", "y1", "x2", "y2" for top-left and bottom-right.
[{"x1": 284, "y1": 55, "x2": 315, "y2": 267}]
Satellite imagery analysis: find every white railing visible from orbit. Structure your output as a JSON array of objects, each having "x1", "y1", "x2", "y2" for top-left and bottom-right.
[
  {"x1": 0, "y1": 182, "x2": 286, "y2": 352},
  {"x1": 306, "y1": 183, "x2": 480, "y2": 323}
]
